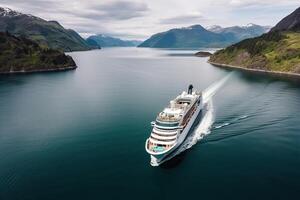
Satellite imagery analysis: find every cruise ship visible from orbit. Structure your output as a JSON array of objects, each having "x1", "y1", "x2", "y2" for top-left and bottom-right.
[{"x1": 145, "y1": 85, "x2": 203, "y2": 165}]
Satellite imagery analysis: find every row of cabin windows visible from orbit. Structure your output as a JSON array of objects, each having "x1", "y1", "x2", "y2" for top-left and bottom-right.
[
  {"x1": 155, "y1": 121, "x2": 179, "y2": 127},
  {"x1": 152, "y1": 131, "x2": 177, "y2": 137},
  {"x1": 150, "y1": 136, "x2": 176, "y2": 142}
]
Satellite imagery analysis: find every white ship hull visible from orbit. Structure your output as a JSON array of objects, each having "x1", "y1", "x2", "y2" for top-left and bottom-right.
[{"x1": 146, "y1": 101, "x2": 203, "y2": 165}]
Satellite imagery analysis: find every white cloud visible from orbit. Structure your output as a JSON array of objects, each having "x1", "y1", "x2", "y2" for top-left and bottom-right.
[
  {"x1": 160, "y1": 13, "x2": 208, "y2": 25},
  {"x1": 0, "y1": 0, "x2": 299, "y2": 40},
  {"x1": 229, "y1": 0, "x2": 299, "y2": 7}
]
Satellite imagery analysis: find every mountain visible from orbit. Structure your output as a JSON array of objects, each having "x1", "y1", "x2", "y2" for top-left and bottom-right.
[
  {"x1": 86, "y1": 35, "x2": 142, "y2": 47},
  {"x1": 208, "y1": 24, "x2": 271, "y2": 42},
  {"x1": 0, "y1": 7, "x2": 94, "y2": 52},
  {"x1": 138, "y1": 24, "x2": 269, "y2": 48},
  {"x1": 271, "y1": 7, "x2": 300, "y2": 31},
  {"x1": 138, "y1": 25, "x2": 231, "y2": 48},
  {"x1": 0, "y1": 31, "x2": 76, "y2": 73},
  {"x1": 206, "y1": 25, "x2": 223, "y2": 33},
  {"x1": 209, "y1": 7, "x2": 300, "y2": 74}
]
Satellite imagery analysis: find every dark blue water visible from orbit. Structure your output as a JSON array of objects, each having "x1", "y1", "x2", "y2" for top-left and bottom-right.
[{"x1": 0, "y1": 48, "x2": 299, "y2": 200}]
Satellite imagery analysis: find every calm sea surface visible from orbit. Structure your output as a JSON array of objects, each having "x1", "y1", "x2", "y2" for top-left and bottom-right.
[{"x1": 0, "y1": 48, "x2": 300, "y2": 200}]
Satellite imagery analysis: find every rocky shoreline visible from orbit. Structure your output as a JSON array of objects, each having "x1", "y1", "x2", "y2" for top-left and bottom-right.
[
  {"x1": 208, "y1": 61, "x2": 300, "y2": 79},
  {"x1": 0, "y1": 66, "x2": 77, "y2": 74}
]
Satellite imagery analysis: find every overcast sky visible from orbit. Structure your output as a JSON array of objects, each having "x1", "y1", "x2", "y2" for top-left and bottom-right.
[{"x1": 0, "y1": 0, "x2": 299, "y2": 40}]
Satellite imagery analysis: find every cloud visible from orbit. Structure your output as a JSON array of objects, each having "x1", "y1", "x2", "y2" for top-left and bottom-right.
[
  {"x1": 0, "y1": 0, "x2": 149, "y2": 21},
  {"x1": 77, "y1": 1, "x2": 149, "y2": 21},
  {"x1": 229, "y1": 0, "x2": 300, "y2": 8},
  {"x1": 105, "y1": 1, "x2": 148, "y2": 19},
  {"x1": 0, "y1": 0, "x2": 299, "y2": 40},
  {"x1": 160, "y1": 13, "x2": 207, "y2": 25},
  {"x1": 0, "y1": 0, "x2": 60, "y2": 13}
]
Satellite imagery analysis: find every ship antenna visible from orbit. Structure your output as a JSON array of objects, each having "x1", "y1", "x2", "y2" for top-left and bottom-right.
[{"x1": 188, "y1": 84, "x2": 193, "y2": 94}]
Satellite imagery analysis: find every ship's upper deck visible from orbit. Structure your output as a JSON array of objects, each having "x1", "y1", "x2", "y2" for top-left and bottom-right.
[{"x1": 156, "y1": 91, "x2": 200, "y2": 123}]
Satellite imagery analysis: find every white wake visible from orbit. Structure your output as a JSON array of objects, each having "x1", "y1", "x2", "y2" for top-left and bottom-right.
[
  {"x1": 153, "y1": 73, "x2": 233, "y2": 166},
  {"x1": 202, "y1": 72, "x2": 233, "y2": 104}
]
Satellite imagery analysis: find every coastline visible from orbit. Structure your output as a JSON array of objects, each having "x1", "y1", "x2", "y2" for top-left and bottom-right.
[
  {"x1": 0, "y1": 66, "x2": 77, "y2": 75},
  {"x1": 208, "y1": 61, "x2": 300, "y2": 79}
]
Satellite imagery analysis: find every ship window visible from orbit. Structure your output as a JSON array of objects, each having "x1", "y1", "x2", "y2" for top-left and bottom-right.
[
  {"x1": 153, "y1": 132, "x2": 177, "y2": 137},
  {"x1": 155, "y1": 121, "x2": 179, "y2": 127},
  {"x1": 151, "y1": 136, "x2": 175, "y2": 142}
]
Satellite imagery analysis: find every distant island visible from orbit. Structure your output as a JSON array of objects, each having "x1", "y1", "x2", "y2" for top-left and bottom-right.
[
  {"x1": 0, "y1": 32, "x2": 76, "y2": 74},
  {"x1": 86, "y1": 35, "x2": 142, "y2": 47},
  {"x1": 209, "y1": 7, "x2": 300, "y2": 76},
  {"x1": 0, "y1": 7, "x2": 97, "y2": 52},
  {"x1": 195, "y1": 51, "x2": 212, "y2": 57},
  {"x1": 138, "y1": 24, "x2": 269, "y2": 48}
]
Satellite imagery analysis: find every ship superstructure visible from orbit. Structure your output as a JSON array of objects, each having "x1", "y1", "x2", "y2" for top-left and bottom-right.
[{"x1": 145, "y1": 85, "x2": 203, "y2": 164}]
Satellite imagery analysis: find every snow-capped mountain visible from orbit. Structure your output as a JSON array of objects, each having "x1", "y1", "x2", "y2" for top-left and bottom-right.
[
  {"x1": 207, "y1": 24, "x2": 271, "y2": 41},
  {"x1": 206, "y1": 25, "x2": 223, "y2": 32},
  {"x1": 139, "y1": 23, "x2": 271, "y2": 48},
  {"x1": 0, "y1": 7, "x2": 22, "y2": 17}
]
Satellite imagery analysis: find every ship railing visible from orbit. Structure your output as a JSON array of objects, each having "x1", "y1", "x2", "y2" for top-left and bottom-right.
[{"x1": 157, "y1": 116, "x2": 180, "y2": 122}]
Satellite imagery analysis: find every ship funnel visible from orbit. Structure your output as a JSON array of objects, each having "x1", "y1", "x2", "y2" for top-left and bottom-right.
[{"x1": 188, "y1": 84, "x2": 193, "y2": 94}]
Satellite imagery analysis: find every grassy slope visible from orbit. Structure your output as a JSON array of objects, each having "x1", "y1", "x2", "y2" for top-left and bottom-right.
[
  {"x1": 209, "y1": 31, "x2": 300, "y2": 73},
  {"x1": 0, "y1": 32, "x2": 76, "y2": 73},
  {"x1": 20, "y1": 21, "x2": 91, "y2": 52}
]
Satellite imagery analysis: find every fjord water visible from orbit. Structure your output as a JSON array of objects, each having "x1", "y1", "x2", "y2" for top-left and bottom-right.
[{"x1": 0, "y1": 48, "x2": 300, "y2": 200}]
